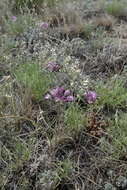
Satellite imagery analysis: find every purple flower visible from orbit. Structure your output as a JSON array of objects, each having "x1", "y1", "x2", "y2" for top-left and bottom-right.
[
  {"x1": 45, "y1": 86, "x2": 74, "y2": 103},
  {"x1": 64, "y1": 90, "x2": 70, "y2": 96},
  {"x1": 39, "y1": 22, "x2": 49, "y2": 29},
  {"x1": 57, "y1": 87, "x2": 65, "y2": 96},
  {"x1": 47, "y1": 62, "x2": 60, "y2": 72},
  {"x1": 11, "y1": 16, "x2": 17, "y2": 22},
  {"x1": 45, "y1": 93, "x2": 52, "y2": 100},
  {"x1": 50, "y1": 87, "x2": 59, "y2": 97},
  {"x1": 66, "y1": 95, "x2": 74, "y2": 102},
  {"x1": 54, "y1": 96, "x2": 62, "y2": 102},
  {"x1": 84, "y1": 91, "x2": 97, "y2": 104}
]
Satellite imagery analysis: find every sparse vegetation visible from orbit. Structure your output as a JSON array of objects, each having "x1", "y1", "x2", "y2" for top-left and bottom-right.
[
  {"x1": 105, "y1": 0, "x2": 127, "y2": 18},
  {"x1": 1, "y1": 0, "x2": 127, "y2": 189}
]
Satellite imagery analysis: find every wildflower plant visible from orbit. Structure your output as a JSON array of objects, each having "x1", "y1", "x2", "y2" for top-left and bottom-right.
[
  {"x1": 45, "y1": 86, "x2": 74, "y2": 103},
  {"x1": 46, "y1": 62, "x2": 60, "y2": 72},
  {"x1": 11, "y1": 16, "x2": 17, "y2": 22},
  {"x1": 84, "y1": 91, "x2": 97, "y2": 104},
  {"x1": 4, "y1": 14, "x2": 35, "y2": 35},
  {"x1": 39, "y1": 22, "x2": 49, "y2": 29},
  {"x1": 2, "y1": 0, "x2": 127, "y2": 189}
]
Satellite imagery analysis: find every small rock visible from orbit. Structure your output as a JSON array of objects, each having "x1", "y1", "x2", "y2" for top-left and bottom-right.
[
  {"x1": 104, "y1": 182, "x2": 115, "y2": 190},
  {"x1": 116, "y1": 176, "x2": 127, "y2": 189},
  {"x1": 107, "y1": 170, "x2": 115, "y2": 178}
]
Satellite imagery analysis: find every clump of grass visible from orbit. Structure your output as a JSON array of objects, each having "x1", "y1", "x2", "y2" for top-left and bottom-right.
[
  {"x1": 38, "y1": 159, "x2": 74, "y2": 189},
  {"x1": 0, "y1": 78, "x2": 12, "y2": 113},
  {"x1": 51, "y1": 159, "x2": 74, "y2": 189},
  {"x1": 17, "y1": 176, "x2": 29, "y2": 190},
  {"x1": 55, "y1": 159, "x2": 74, "y2": 180},
  {"x1": 90, "y1": 28, "x2": 106, "y2": 50},
  {"x1": 105, "y1": 0, "x2": 127, "y2": 18},
  {"x1": 64, "y1": 103, "x2": 87, "y2": 136},
  {"x1": 0, "y1": 0, "x2": 11, "y2": 18},
  {"x1": 13, "y1": 0, "x2": 55, "y2": 9},
  {"x1": 95, "y1": 76, "x2": 127, "y2": 110},
  {"x1": 0, "y1": 122, "x2": 37, "y2": 189},
  {"x1": 100, "y1": 112, "x2": 127, "y2": 159},
  {"x1": 13, "y1": 0, "x2": 69, "y2": 11},
  {"x1": 10, "y1": 138, "x2": 31, "y2": 169},
  {"x1": 14, "y1": 62, "x2": 52, "y2": 100},
  {"x1": 83, "y1": 23, "x2": 95, "y2": 39}
]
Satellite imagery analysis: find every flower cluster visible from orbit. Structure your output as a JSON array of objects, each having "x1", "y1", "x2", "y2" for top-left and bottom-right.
[
  {"x1": 45, "y1": 87, "x2": 74, "y2": 102},
  {"x1": 44, "y1": 59, "x2": 96, "y2": 104},
  {"x1": 45, "y1": 88, "x2": 97, "y2": 104},
  {"x1": 84, "y1": 91, "x2": 96, "y2": 104},
  {"x1": 39, "y1": 22, "x2": 49, "y2": 29},
  {"x1": 11, "y1": 16, "x2": 17, "y2": 22},
  {"x1": 47, "y1": 62, "x2": 60, "y2": 72}
]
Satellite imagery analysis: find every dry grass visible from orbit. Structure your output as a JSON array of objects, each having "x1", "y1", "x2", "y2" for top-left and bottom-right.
[{"x1": 93, "y1": 15, "x2": 116, "y2": 30}]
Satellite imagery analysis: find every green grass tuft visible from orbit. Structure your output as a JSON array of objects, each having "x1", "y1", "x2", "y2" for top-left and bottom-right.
[
  {"x1": 105, "y1": 0, "x2": 127, "y2": 17},
  {"x1": 100, "y1": 112, "x2": 127, "y2": 159},
  {"x1": 64, "y1": 103, "x2": 87, "y2": 136},
  {"x1": 95, "y1": 76, "x2": 127, "y2": 110},
  {"x1": 14, "y1": 62, "x2": 52, "y2": 100}
]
